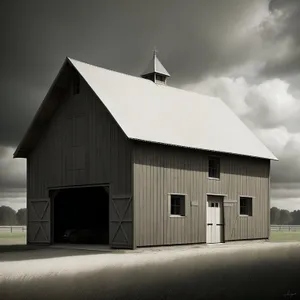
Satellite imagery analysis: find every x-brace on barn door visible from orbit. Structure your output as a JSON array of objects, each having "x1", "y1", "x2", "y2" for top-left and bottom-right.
[
  {"x1": 28, "y1": 198, "x2": 51, "y2": 244},
  {"x1": 110, "y1": 195, "x2": 133, "y2": 248}
]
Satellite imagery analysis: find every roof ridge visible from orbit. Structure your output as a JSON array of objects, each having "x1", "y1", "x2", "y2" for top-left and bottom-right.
[
  {"x1": 68, "y1": 57, "x2": 216, "y2": 100},
  {"x1": 68, "y1": 57, "x2": 157, "y2": 85}
]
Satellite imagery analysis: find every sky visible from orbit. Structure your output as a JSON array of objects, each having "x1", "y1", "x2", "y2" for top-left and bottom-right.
[{"x1": 0, "y1": 0, "x2": 300, "y2": 212}]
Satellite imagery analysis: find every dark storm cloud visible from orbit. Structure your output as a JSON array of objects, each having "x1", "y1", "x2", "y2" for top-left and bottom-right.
[
  {"x1": 262, "y1": 49, "x2": 300, "y2": 78},
  {"x1": 0, "y1": 0, "x2": 268, "y2": 146},
  {"x1": 261, "y1": 0, "x2": 300, "y2": 77},
  {"x1": 271, "y1": 185, "x2": 300, "y2": 199},
  {"x1": 0, "y1": 176, "x2": 26, "y2": 190},
  {"x1": 271, "y1": 159, "x2": 300, "y2": 184},
  {"x1": 1, "y1": 0, "x2": 300, "y2": 210},
  {"x1": 0, "y1": 147, "x2": 26, "y2": 190},
  {"x1": 269, "y1": 0, "x2": 300, "y2": 14}
]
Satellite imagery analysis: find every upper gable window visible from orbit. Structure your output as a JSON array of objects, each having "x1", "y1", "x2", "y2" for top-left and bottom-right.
[
  {"x1": 156, "y1": 74, "x2": 165, "y2": 82},
  {"x1": 73, "y1": 74, "x2": 80, "y2": 95},
  {"x1": 208, "y1": 156, "x2": 220, "y2": 179}
]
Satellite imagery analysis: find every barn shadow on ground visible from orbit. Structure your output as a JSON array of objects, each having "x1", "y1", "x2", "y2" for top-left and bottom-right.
[
  {"x1": 1, "y1": 243, "x2": 300, "y2": 300},
  {"x1": 0, "y1": 244, "x2": 117, "y2": 262}
]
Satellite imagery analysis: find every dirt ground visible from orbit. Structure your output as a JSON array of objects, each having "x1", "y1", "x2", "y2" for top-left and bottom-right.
[{"x1": 1, "y1": 241, "x2": 300, "y2": 300}]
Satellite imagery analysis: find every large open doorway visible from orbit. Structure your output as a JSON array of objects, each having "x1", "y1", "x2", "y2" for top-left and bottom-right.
[
  {"x1": 206, "y1": 195, "x2": 225, "y2": 244},
  {"x1": 51, "y1": 185, "x2": 109, "y2": 245}
]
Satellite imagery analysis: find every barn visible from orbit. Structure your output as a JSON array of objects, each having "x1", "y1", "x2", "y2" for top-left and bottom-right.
[{"x1": 14, "y1": 52, "x2": 277, "y2": 249}]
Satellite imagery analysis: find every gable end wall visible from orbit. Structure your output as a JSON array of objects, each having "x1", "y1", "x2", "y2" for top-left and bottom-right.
[{"x1": 26, "y1": 75, "x2": 133, "y2": 248}]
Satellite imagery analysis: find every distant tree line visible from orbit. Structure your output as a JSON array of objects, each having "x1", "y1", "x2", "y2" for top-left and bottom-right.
[
  {"x1": 270, "y1": 207, "x2": 300, "y2": 225},
  {"x1": 0, "y1": 205, "x2": 299, "y2": 226},
  {"x1": 0, "y1": 206, "x2": 27, "y2": 226}
]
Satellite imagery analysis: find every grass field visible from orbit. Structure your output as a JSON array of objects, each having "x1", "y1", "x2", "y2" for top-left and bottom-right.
[
  {"x1": 1, "y1": 231, "x2": 300, "y2": 247},
  {"x1": 0, "y1": 232, "x2": 26, "y2": 239},
  {"x1": 0, "y1": 231, "x2": 26, "y2": 245},
  {"x1": 269, "y1": 231, "x2": 300, "y2": 242}
]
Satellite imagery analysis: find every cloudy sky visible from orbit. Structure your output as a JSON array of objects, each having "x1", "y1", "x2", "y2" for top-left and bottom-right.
[{"x1": 1, "y1": 0, "x2": 300, "y2": 211}]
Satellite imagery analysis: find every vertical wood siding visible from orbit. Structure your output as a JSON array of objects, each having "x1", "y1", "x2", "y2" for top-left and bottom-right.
[
  {"x1": 27, "y1": 75, "x2": 132, "y2": 247},
  {"x1": 133, "y1": 142, "x2": 270, "y2": 247}
]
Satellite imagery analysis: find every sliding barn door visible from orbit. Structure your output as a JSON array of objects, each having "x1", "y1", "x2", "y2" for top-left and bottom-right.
[
  {"x1": 27, "y1": 198, "x2": 51, "y2": 244},
  {"x1": 110, "y1": 195, "x2": 133, "y2": 248}
]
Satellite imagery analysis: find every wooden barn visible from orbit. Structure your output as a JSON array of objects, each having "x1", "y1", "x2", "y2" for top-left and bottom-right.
[{"x1": 14, "y1": 52, "x2": 277, "y2": 249}]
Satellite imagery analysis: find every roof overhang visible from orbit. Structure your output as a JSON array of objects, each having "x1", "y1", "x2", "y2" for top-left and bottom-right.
[{"x1": 130, "y1": 138, "x2": 278, "y2": 161}]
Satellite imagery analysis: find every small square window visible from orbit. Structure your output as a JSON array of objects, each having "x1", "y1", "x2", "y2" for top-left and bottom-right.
[
  {"x1": 156, "y1": 74, "x2": 165, "y2": 82},
  {"x1": 208, "y1": 156, "x2": 220, "y2": 179},
  {"x1": 240, "y1": 197, "x2": 253, "y2": 216},
  {"x1": 170, "y1": 194, "x2": 185, "y2": 216}
]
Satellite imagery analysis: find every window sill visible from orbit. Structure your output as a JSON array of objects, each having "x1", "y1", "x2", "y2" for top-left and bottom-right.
[
  {"x1": 170, "y1": 215, "x2": 186, "y2": 218},
  {"x1": 239, "y1": 214, "x2": 252, "y2": 217},
  {"x1": 208, "y1": 177, "x2": 220, "y2": 181}
]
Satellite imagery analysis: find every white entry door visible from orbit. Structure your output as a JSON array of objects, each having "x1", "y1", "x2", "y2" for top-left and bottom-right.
[{"x1": 206, "y1": 196, "x2": 224, "y2": 244}]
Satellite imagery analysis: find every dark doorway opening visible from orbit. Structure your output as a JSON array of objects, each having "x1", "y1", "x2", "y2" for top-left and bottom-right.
[{"x1": 51, "y1": 185, "x2": 109, "y2": 245}]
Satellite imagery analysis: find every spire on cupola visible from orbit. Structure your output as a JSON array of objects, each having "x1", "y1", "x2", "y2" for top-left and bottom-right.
[{"x1": 141, "y1": 48, "x2": 170, "y2": 85}]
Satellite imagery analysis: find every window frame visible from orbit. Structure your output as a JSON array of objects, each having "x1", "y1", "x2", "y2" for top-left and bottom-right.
[
  {"x1": 156, "y1": 74, "x2": 166, "y2": 83},
  {"x1": 168, "y1": 193, "x2": 187, "y2": 218},
  {"x1": 208, "y1": 156, "x2": 221, "y2": 180},
  {"x1": 239, "y1": 196, "x2": 253, "y2": 217}
]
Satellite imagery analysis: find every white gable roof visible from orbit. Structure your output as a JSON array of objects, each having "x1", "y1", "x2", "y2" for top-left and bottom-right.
[{"x1": 69, "y1": 58, "x2": 277, "y2": 161}]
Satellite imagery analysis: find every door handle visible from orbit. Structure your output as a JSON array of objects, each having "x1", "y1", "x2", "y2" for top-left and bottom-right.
[
  {"x1": 216, "y1": 224, "x2": 224, "y2": 226},
  {"x1": 207, "y1": 223, "x2": 213, "y2": 225}
]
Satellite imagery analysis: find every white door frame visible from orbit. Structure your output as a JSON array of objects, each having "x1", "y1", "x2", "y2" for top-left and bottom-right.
[{"x1": 206, "y1": 195, "x2": 225, "y2": 244}]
